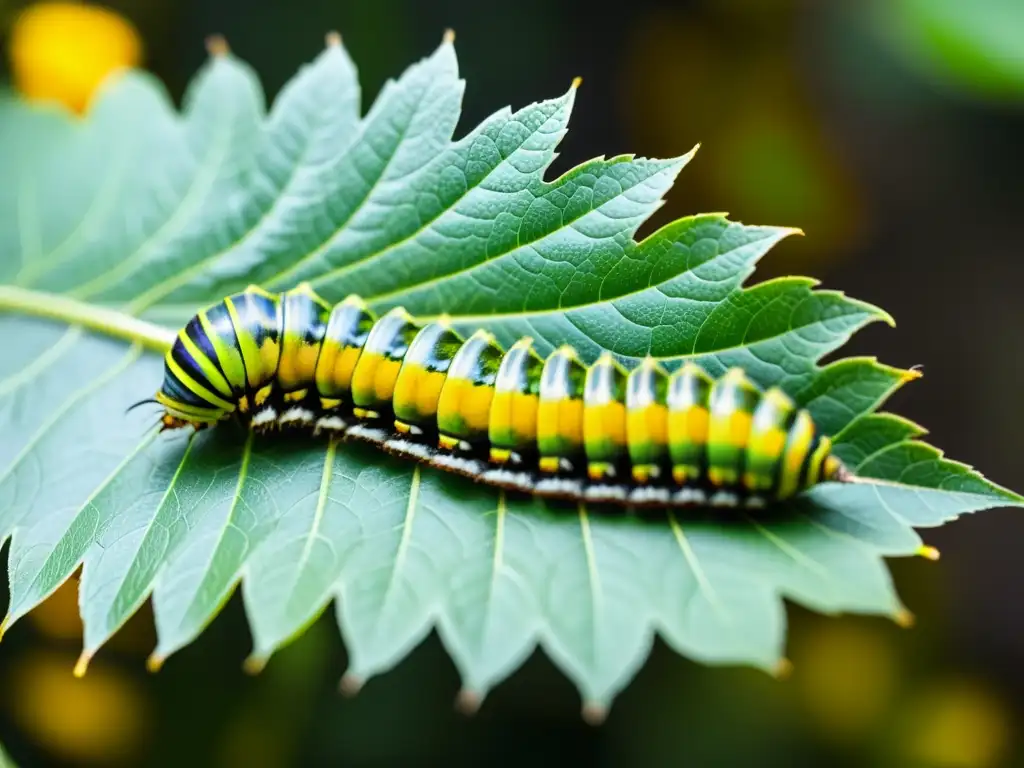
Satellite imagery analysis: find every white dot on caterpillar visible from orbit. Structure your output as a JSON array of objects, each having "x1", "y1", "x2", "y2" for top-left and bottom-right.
[
  {"x1": 346, "y1": 424, "x2": 389, "y2": 445},
  {"x1": 430, "y1": 453, "x2": 486, "y2": 479},
  {"x1": 628, "y1": 486, "x2": 670, "y2": 505},
  {"x1": 673, "y1": 487, "x2": 707, "y2": 505},
  {"x1": 584, "y1": 484, "x2": 629, "y2": 502},
  {"x1": 313, "y1": 416, "x2": 347, "y2": 435},
  {"x1": 709, "y1": 490, "x2": 739, "y2": 507},
  {"x1": 534, "y1": 477, "x2": 583, "y2": 498},
  {"x1": 383, "y1": 438, "x2": 433, "y2": 462},
  {"x1": 278, "y1": 406, "x2": 315, "y2": 427},
  {"x1": 438, "y1": 434, "x2": 474, "y2": 452},
  {"x1": 539, "y1": 456, "x2": 576, "y2": 473},
  {"x1": 394, "y1": 420, "x2": 424, "y2": 436},
  {"x1": 480, "y1": 468, "x2": 534, "y2": 492},
  {"x1": 251, "y1": 407, "x2": 277, "y2": 428},
  {"x1": 490, "y1": 449, "x2": 525, "y2": 466}
]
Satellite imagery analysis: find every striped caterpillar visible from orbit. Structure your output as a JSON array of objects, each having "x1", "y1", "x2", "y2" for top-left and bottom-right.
[{"x1": 150, "y1": 283, "x2": 852, "y2": 509}]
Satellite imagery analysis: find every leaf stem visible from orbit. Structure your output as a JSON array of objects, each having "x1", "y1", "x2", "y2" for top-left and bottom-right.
[{"x1": 0, "y1": 285, "x2": 176, "y2": 353}]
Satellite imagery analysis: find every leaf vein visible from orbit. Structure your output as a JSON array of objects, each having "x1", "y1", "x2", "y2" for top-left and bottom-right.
[{"x1": 668, "y1": 513, "x2": 729, "y2": 625}]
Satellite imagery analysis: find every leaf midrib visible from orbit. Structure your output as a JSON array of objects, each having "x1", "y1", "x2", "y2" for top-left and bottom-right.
[
  {"x1": 80, "y1": 87, "x2": 249, "y2": 305},
  {"x1": 121, "y1": 72, "x2": 362, "y2": 313},
  {"x1": 14, "y1": 128, "x2": 139, "y2": 286}
]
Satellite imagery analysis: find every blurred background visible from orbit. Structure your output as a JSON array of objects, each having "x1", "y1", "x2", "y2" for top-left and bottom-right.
[{"x1": 1, "y1": 0, "x2": 1023, "y2": 765}]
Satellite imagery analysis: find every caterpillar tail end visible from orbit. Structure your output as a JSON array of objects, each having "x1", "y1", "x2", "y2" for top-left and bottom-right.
[{"x1": 824, "y1": 455, "x2": 855, "y2": 483}]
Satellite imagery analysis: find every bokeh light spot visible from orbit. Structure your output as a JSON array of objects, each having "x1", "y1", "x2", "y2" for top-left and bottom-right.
[{"x1": 9, "y1": 1, "x2": 143, "y2": 114}]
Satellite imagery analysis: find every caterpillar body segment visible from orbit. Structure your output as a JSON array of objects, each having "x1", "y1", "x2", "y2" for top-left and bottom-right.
[{"x1": 154, "y1": 284, "x2": 852, "y2": 509}]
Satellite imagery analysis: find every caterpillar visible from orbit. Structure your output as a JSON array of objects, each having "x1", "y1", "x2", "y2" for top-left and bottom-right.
[{"x1": 150, "y1": 283, "x2": 852, "y2": 509}]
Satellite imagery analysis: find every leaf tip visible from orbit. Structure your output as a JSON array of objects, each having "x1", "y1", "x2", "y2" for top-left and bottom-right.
[
  {"x1": 325, "y1": 30, "x2": 342, "y2": 48},
  {"x1": 902, "y1": 365, "x2": 924, "y2": 384},
  {"x1": 145, "y1": 653, "x2": 165, "y2": 673},
  {"x1": 454, "y1": 688, "x2": 482, "y2": 716},
  {"x1": 894, "y1": 606, "x2": 916, "y2": 629},
  {"x1": 442, "y1": 28, "x2": 455, "y2": 45},
  {"x1": 339, "y1": 672, "x2": 363, "y2": 697},
  {"x1": 678, "y1": 142, "x2": 701, "y2": 166},
  {"x1": 771, "y1": 657, "x2": 794, "y2": 681},
  {"x1": 242, "y1": 654, "x2": 267, "y2": 675},
  {"x1": 73, "y1": 651, "x2": 93, "y2": 678},
  {"x1": 205, "y1": 34, "x2": 230, "y2": 58},
  {"x1": 0, "y1": 614, "x2": 9, "y2": 644},
  {"x1": 877, "y1": 307, "x2": 898, "y2": 328},
  {"x1": 581, "y1": 701, "x2": 608, "y2": 726},
  {"x1": 571, "y1": 76, "x2": 583, "y2": 90},
  {"x1": 917, "y1": 544, "x2": 941, "y2": 561}
]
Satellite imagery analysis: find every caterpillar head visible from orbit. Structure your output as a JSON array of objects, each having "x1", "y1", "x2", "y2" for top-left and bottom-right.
[
  {"x1": 152, "y1": 378, "x2": 232, "y2": 433},
  {"x1": 158, "y1": 412, "x2": 198, "y2": 432},
  {"x1": 152, "y1": 391, "x2": 227, "y2": 432}
]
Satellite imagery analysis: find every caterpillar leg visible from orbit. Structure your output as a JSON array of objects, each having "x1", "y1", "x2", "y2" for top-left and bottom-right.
[
  {"x1": 430, "y1": 451, "x2": 488, "y2": 481},
  {"x1": 251, "y1": 406, "x2": 279, "y2": 431},
  {"x1": 313, "y1": 414, "x2": 348, "y2": 435},
  {"x1": 345, "y1": 421, "x2": 390, "y2": 446},
  {"x1": 382, "y1": 435, "x2": 435, "y2": 462},
  {"x1": 479, "y1": 467, "x2": 536, "y2": 493},
  {"x1": 672, "y1": 487, "x2": 708, "y2": 506}
]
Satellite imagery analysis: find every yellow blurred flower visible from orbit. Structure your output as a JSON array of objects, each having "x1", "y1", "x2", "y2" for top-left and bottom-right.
[
  {"x1": 905, "y1": 679, "x2": 1011, "y2": 768},
  {"x1": 794, "y1": 620, "x2": 899, "y2": 742},
  {"x1": 9, "y1": 1, "x2": 142, "y2": 114},
  {"x1": 7, "y1": 649, "x2": 150, "y2": 764}
]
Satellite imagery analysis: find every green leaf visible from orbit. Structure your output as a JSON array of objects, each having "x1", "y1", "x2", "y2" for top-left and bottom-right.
[
  {"x1": 0, "y1": 34, "x2": 1020, "y2": 718},
  {"x1": 0, "y1": 741, "x2": 14, "y2": 768},
  {"x1": 873, "y1": 0, "x2": 1024, "y2": 99}
]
